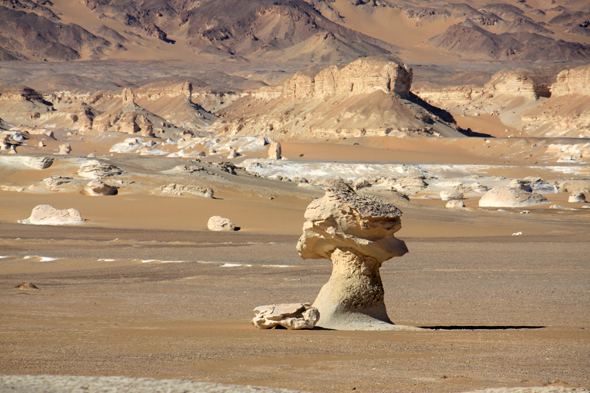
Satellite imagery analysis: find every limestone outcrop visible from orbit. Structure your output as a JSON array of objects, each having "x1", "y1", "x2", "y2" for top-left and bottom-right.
[
  {"x1": 479, "y1": 180, "x2": 548, "y2": 207},
  {"x1": 160, "y1": 183, "x2": 213, "y2": 198},
  {"x1": 207, "y1": 216, "x2": 238, "y2": 231},
  {"x1": 216, "y1": 56, "x2": 464, "y2": 140},
  {"x1": 552, "y1": 65, "x2": 590, "y2": 97},
  {"x1": 283, "y1": 56, "x2": 412, "y2": 100},
  {"x1": 26, "y1": 204, "x2": 84, "y2": 225},
  {"x1": 77, "y1": 160, "x2": 123, "y2": 179},
  {"x1": 21, "y1": 156, "x2": 54, "y2": 170},
  {"x1": 43, "y1": 176, "x2": 77, "y2": 191},
  {"x1": 84, "y1": 179, "x2": 118, "y2": 196},
  {"x1": 252, "y1": 303, "x2": 319, "y2": 330},
  {"x1": 297, "y1": 187, "x2": 410, "y2": 330}
]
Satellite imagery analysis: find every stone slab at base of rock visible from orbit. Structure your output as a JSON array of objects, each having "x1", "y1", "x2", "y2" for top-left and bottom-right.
[
  {"x1": 24, "y1": 204, "x2": 84, "y2": 225},
  {"x1": 252, "y1": 303, "x2": 319, "y2": 330},
  {"x1": 207, "y1": 216, "x2": 238, "y2": 231}
]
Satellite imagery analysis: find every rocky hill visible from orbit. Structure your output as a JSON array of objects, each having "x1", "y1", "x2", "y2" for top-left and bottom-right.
[{"x1": 215, "y1": 56, "x2": 464, "y2": 139}]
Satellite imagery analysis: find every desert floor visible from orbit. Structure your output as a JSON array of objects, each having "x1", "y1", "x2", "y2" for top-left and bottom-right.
[{"x1": 1, "y1": 134, "x2": 590, "y2": 393}]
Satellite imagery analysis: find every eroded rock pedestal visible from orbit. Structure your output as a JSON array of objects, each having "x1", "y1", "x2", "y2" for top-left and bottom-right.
[{"x1": 297, "y1": 186, "x2": 413, "y2": 331}]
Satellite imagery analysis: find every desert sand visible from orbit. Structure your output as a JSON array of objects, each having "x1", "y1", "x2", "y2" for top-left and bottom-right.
[{"x1": 2, "y1": 0, "x2": 590, "y2": 391}]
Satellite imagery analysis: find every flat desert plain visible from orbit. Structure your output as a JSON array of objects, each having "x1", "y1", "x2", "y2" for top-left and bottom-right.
[{"x1": 1, "y1": 138, "x2": 589, "y2": 393}]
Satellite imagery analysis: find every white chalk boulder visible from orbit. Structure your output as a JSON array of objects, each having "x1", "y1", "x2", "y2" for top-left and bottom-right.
[
  {"x1": 26, "y1": 204, "x2": 84, "y2": 225},
  {"x1": 479, "y1": 180, "x2": 548, "y2": 207},
  {"x1": 446, "y1": 200, "x2": 466, "y2": 209},
  {"x1": 84, "y1": 179, "x2": 118, "y2": 196},
  {"x1": 207, "y1": 216, "x2": 238, "y2": 231},
  {"x1": 569, "y1": 191, "x2": 587, "y2": 203}
]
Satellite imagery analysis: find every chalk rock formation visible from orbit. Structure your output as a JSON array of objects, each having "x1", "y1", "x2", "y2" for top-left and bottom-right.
[
  {"x1": 77, "y1": 160, "x2": 123, "y2": 179},
  {"x1": 227, "y1": 148, "x2": 239, "y2": 159},
  {"x1": 446, "y1": 200, "x2": 466, "y2": 209},
  {"x1": 479, "y1": 180, "x2": 548, "y2": 207},
  {"x1": 58, "y1": 143, "x2": 71, "y2": 155},
  {"x1": 297, "y1": 187, "x2": 411, "y2": 330},
  {"x1": 569, "y1": 191, "x2": 587, "y2": 203},
  {"x1": 43, "y1": 176, "x2": 76, "y2": 191},
  {"x1": 268, "y1": 141, "x2": 282, "y2": 160},
  {"x1": 393, "y1": 176, "x2": 428, "y2": 195},
  {"x1": 252, "y1": 303, "x2": 319, "y2": 330},
  {"x1": 440, "y1": 189, "x2": 464, "y2": 201},
  {"x1": 84, "y1": 179, "x2": 118, "y2": 196},
  {"x1": 207, "y1": 216, "x2": 238, "y2": 231},
  {"x1": 20, "y1": 156, "x2": 54, "y2": 170},
  {"x1": 27, "y1": 204, "x2": 84, "y2": 225},
  {"x1": 1, "y1": 133, "x2": 12, "y2": 150},
  {"x1": 161, "y1": 183, "x2": 213, "y2": 198}
]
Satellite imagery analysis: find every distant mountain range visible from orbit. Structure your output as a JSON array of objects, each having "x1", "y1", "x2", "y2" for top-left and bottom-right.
[{"x1": 1, "y1": 0, "x2": 589, "y2": 63}]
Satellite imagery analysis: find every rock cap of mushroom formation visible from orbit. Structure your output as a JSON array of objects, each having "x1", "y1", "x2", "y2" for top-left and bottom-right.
[
  {"x1": 568, "y1": 191, "x2": 587, "y2": 203},
  {"x1": 252, "y1": 303, "x2": 319, "y2": 330},
  {"x1": 25, "y1": 204, "x2": 84, "y2": 225},
  {"x1": 77, "y1": 160, "x2": 123, "y2": 179},
  {"x1": 479, "y1": 180, "x2": 548, "y2": 207},
  {"x1": 207, "y1": 216, "x2": 238, "y2": 231},
  {"x1": 297, "y1": 187, "x2": 407, "y2": 263},
  {"x1": 440, "y1": 189, "x2": 464, "y2": 201}
]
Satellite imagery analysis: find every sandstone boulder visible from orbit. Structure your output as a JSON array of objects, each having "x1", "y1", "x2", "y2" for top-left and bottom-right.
[
  {"x1": 268, "y1": 141, "x2": 282, "y2": 160},
  {"x1": 207, "y1": 216, "x2": 238, "y2": 231},
  {"x1": 26, "y1": 204, "x2": 84, "y2": 225},
  {"x1": 569, "y1": 191, "x2": 587, "y2": 203},
  {"x1": 297, "y1": 187, "x2": 410, "y2": 330},
  {"x1": 479, "y1": 181, "x2": 548, "y2": 207},
  {"x1": 84, "y1": 179, "x2": 118, "y2": 196},
  {"x1": 252, "y1": 303, "x2": 319, "y2": 330},
  {"x1": 446, "y1": 200, "x2": 466, "y2": 209}
]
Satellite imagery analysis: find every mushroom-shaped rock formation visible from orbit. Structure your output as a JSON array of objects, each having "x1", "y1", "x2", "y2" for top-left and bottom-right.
[
  {"x1": 252, "y1": 303, "x2": 319, "y2": 330},
  {"x1": 296, "y1": 187, "x2": 412, "y2": 331}
]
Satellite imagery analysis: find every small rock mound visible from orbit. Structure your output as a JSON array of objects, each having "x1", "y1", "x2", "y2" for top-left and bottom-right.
[
  {"x1": 14, "y1": 282, "x2": 40, "y2": 290},
  {"x1": 252, "y1": 303, "x2": 319, "y2": 330},
  {"x1": 20, "y1": 156, "x2": 54, "y2": 170},
  {"x1": 26, "y1": 204, "x2": 84, "y2": 225},
  {"x1": 207, "y1": 216, "x2": 238, "y2": 231},
  {"x1": 440, "y1": 189, "x2": 464, "y2": 201}
]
